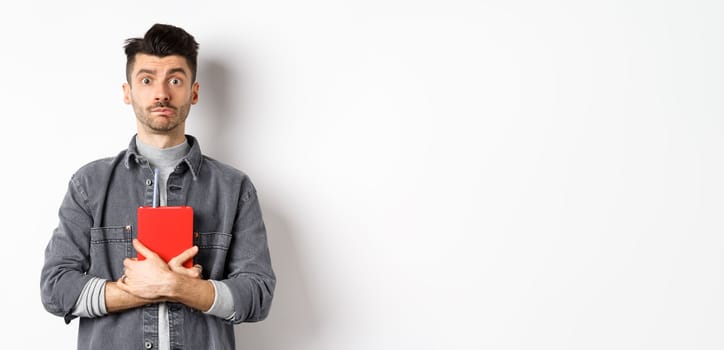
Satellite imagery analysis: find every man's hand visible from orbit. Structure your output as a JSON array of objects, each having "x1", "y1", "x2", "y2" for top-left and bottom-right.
[
  {"x1": 112, "y1": 239, "x2": 213, "y2": 312},
  {"x1": 116, "y1": 239, "x2": 172, "y2": 299},
  {"x1": 117, "y1": 239, "x2": 201, "y2": 299},
  {"x1": 169, "y1": 244, "x2": 204, "y2": 279}
]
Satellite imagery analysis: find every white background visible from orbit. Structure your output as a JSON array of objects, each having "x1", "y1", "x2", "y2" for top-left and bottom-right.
[{"x1": 2, "y1": 0, "x2": 723, "y2": 349}]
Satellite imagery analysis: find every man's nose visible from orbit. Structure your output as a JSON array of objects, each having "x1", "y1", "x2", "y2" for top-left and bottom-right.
[{"x1": 154, "y1": 84, "x2": 170, "y2": 102}]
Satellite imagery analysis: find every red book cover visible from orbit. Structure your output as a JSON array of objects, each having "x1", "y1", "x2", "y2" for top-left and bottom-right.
[{"x1": 137, "y1": 206, "x2": 194, "y2": 268}]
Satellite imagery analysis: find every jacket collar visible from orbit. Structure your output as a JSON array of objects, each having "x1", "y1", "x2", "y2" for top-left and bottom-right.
[{"x1": 123, "y1": 134, "x2": 203, "y2": 180}]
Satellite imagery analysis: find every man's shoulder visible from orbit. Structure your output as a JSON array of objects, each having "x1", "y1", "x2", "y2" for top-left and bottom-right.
[
  {"x1": 201, "y1": 155, "x2": 248, "y2": 180},
  {"x1": 200, "y1": 155, "x2": 262, "y2": 194}
]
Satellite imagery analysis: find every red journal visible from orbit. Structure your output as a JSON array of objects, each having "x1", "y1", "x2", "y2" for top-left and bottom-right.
[{"x1": 137, "y1": 206, "x2": 194, "y2": 268}]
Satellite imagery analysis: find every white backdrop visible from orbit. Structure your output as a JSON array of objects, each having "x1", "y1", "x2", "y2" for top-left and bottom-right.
[{"x1": 2, "y1": 0, "x2": 724, "y2": 349}]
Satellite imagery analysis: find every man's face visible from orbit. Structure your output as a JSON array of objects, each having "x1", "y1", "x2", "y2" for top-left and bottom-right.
[{"x1": 123, "y1": 54, "x2": 199, "y2": 135}]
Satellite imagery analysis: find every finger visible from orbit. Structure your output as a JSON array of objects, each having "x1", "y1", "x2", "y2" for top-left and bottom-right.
[
  {"x1": 181, "y1": 265, "x2": 202, "y2": 278},
  {"x1": 179, "y1": 265, "x2": 202, "y2": 278},
  {"x1": 114, "y1": 275, "x2": 138, "y2": 296},
  {"x1": 169, "y1": 262, "x2": 202, "y2": 278},
  {"x1": 191, "y1": 264, "x2": 203, "y2": 278},
  {"x1": 132, "y1": 239, "x2": 160, "y2": 260},
  {"x1": 117, "y1": 274, "x2": 128, "y2": 288},
  {"x1": 169, "y1": 245, "x2": 198, "y2": 268},
  {"x1": 123, "y1": 258, "x2": 136, "y2": 269},
  {"x1": 193, "y1": 264, "x2": 203, "y2": 273}
]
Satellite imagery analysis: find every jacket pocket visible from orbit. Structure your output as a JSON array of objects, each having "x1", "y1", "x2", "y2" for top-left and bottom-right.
[
  {"x1": 195, "y1": 231, "x2": 232, "y2": 250},
  {"x1": 89, "y1": 225, "x2": 133, "y2": 278},
  {"x1": 194, "y1": 232, "x2": 232, "y2": 279}
]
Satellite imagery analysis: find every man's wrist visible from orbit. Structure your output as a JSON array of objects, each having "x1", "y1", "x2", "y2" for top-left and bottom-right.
[{"x1": 165, "y1": 274, "x2": 215, "y2": 311}]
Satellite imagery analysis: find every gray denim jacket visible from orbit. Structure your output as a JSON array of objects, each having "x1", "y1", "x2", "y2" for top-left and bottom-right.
[{"x1": 40, "y1": 135, "x2": 276, "y2": 349}]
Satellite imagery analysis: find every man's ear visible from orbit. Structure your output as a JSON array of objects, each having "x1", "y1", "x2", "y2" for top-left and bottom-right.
[
  {"x1": 122, "y1": 83, "x2": 132, "y2": 105},
  {"x1": 191, "y1": 82, "x2": 200, "y2": 105}
]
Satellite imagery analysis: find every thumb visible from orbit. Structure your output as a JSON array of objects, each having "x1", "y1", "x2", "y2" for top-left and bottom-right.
[
  {"x1": 133, "y1": 238, "x2": 159, "y2": 259},
  {"x1": 169, "y1": 245, "x2": 198, "y2": 268}
]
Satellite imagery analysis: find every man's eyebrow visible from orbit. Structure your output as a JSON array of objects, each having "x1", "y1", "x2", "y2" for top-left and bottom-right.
[
  {"x1": 135, "y1": 68, "x2": 156, "y2": 77},
  {"x1": 134, "y1": 67, "x2": 188, "y2": 77},
  {"x1": 167, "y1": 68, "x2": 188, "y2": 76}
]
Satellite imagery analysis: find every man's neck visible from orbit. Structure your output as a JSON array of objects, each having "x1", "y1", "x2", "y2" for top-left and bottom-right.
[{"x1": 136, "y1": 130, "x2": 187, "y2": 149}]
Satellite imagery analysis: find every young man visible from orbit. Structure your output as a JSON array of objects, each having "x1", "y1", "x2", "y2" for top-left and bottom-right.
[{"x1": 40, "y1": 23, "x2": 276, "y2": 349}]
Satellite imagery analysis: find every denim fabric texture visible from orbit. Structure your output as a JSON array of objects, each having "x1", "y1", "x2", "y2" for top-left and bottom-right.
[{"x1": 41, "y1": 135, "x2": 276, "y2": 350}]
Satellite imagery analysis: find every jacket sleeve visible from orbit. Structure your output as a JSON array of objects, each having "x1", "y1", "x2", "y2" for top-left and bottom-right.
[
  {"x1": 40, "y1": 175, "x2": 95, "y2": 324},
  {"x1": 222, "y1": 177, "x2": 276, "y2": 324}
]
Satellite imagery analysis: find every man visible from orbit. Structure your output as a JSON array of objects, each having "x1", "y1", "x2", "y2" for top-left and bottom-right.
[{"x1": 40, "y1": 23, "x2": 276, "y2": 349}]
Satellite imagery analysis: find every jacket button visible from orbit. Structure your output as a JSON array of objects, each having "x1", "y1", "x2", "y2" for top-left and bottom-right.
[
  {"x1": 144, "y1": 341, "x2": 153, "y2": 349},
  {"x1": 145, "y1": 179, "x2": 152, "y2": 186}
]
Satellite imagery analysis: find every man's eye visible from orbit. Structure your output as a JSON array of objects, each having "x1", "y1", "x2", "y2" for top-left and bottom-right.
[
  {"x1": 141, "y1": 78, "x2": 151, "y2": 84},
  {"x1": 170, "y1": 78, "x2": 181, "y2": 85}
]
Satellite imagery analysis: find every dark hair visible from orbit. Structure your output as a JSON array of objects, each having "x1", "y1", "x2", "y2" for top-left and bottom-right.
[{"x1": 124, "y1": 23, "x2": 199, "y2": 83}]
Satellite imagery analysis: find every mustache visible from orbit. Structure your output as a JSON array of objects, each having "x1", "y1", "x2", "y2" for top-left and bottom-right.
[{"x1": 151, "y1": 101, "x2": 176, "y2": 109}]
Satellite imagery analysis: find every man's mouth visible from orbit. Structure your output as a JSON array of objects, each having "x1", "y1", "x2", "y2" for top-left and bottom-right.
[{"x1": 151, "y1": 107, "x2": 175, "y2": 116}]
